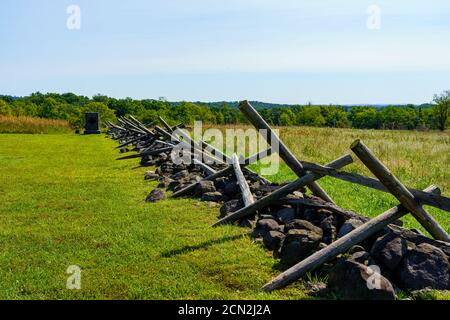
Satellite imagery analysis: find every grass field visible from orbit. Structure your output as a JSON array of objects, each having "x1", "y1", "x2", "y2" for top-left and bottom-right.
[{"x1": 0, "y1": 128, "x2": 449, "y2": 299}]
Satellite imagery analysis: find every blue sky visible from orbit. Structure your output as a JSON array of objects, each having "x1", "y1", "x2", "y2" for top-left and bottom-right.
[{"x1": 1, "y1": 0, "x2": 449, "y2": 104}]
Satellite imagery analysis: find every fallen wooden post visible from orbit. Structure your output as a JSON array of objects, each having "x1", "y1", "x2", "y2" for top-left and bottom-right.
[
  {"x1": 351, "y1": 139, "x2": 450, "y2": 242},
  {"x1": 239, "y1": 100, "x2": 334, "y2": 203},
  {"x1": 232, "y1": 154, "x2": 255, "y2": 206},
  {"x1": 213, "y1": 154, "x2": 353, "y2": 227},
  {"x1": 261, "y1": 184, "x2": 441, "y2": 291}
]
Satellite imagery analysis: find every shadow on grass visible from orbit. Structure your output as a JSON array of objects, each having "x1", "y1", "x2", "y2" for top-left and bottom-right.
[{"x1": 161, "y1": 233, "x2": 249, "y2": 258}]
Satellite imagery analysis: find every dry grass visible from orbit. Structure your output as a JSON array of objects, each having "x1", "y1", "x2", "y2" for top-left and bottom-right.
[
  {"x1": 0, "y1": 115, "x2": 73, "y2": 134},
  {"x1": 205, "y1": 124, "x2": 450, "y2": 192}
]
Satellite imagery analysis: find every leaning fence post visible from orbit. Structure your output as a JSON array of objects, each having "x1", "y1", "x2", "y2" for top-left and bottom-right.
[
  {"x1": 351, "y1": 139, "x2": 450, "y2": 242},
  {"x1": 158, "y1": 116, "x2": 173, "y2": 133},
  {"x1": 213, "y1": 154, "x2": 353, "y2": 227},
  {"x1": 231, "y1": 154, "x2": 255, "y2": 207},
  {"x1": 239, "y1": 100, "x2": 334, "y2": 204}
]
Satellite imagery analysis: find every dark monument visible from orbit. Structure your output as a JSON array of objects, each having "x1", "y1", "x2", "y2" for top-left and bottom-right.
[{"x1": 84, "y1": 112, "x2": 101, "y2": 134}]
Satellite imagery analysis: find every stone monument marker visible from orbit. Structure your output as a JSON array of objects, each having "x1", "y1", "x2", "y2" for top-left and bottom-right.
[{"x1": 84, "y1": 112, "x2": 101, "y2": 134}]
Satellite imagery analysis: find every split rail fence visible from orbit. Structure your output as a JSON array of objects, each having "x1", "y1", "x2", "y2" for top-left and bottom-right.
[{"x1": 106, "y1": 100, "x2": 450, "y2": 292}]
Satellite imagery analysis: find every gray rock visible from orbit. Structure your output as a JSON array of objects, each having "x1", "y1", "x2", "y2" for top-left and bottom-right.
[
  {"x1": 320, "y1": 216, "x2": 337, "y2": 245},
  {"x1": 144, "y1": 171, "x2": 159, "y2": 181},
  {"x1": 167, "y1": 179, "x2": 182, "y2": 191},
  {"x1": 303, "y1": 208, "x2": 331, "y2": 224},
  {"x1": 349, "y1": 251, "x2": 370, "y2": 265},
  {"x1": 304, "y1": 282, "x2": 328, "y2": 296},
  {"x1": 195, "y1": 180, "x2": 216, "y2": 195},
  {"x1": 145, "y1": 188, "x2": 166, "y2": 202},
  {"x1": 397, "y1": 243, "x2": 450, "y2": 290},
  {"x1": 219, "y1": 199, "x2": 243, "y2": 218},
  {"x1": 172, "y1": 163, "x2": 186, "y2": 173},
  {"x1": 159, "y1": 163, "x2": 173, "y2": 174},
  {"x1": 348, "y1": 245, "x2": 366, "y2": 254},
  {"x1": 157, "y1": 176, "x2": 174, "y2": 188},
  {"x1": 371, "y1": 232, "x2": 407, "y2": 270},
  {"x1": 278, "y1": 229, "x2": 322, "y2": 267},
  {"x1": 391, "y1": 228, "x2": 450, "y2": 257},
  {"x1": 263, "y1": 231, "x2": 285, "y2": 251},
  {"x1": 223, "y1": 182, "x2": 239, "y2": 196},
  {"x1": 214, "y1": 177, "x2": 228, "y2": 190},
  {"x1": 284, "y1": 219, "x2": 323, "y2": 238},
  {"x1": 189, "y1": 175, "x2": 202, "y2": 183},
  {"x1": 171, "y1": 170, "x2": 189, "y2": 180},
  {"x1": 259, "y1": 214, "x2": 276, "y2": 220},
  {"x1": 337, "y1": 218, "x2": 364, "y2": 238},
  {"x1": 252, "y1": 218, "x2": 281, "y2": 238},
  {"x1": 328, "y1": 259, "x2": 396, "y2": 300},
  {"x1": 201, "y1": 191, "x2": 222, "y2": 202},
  {"x1": 275, "y1": 207, "x2": 295, "y2": 224}
]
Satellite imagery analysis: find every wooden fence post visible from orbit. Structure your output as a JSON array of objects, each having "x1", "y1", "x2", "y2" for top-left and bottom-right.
[
  {"x1": 231, "y1": 154, "x2": 255, "y2": 206},
  {"x1": 351, "y1": 139, "x2": 450, "y2": 242},
  {"x1": 239, "y1": 100, "x2": 334, "y2": 203},
  {"x1": 213, "y1": 154, "x2": 353, "y2": 227}
]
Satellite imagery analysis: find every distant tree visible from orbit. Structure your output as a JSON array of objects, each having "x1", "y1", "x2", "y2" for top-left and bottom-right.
[
  {"x1": 297, "y1": 106, "x2": 326, "y2": 127},
  {"x1": 379, "y1": 106, "x2": 416, "y2": 130},
  {"x1": 259, "y1": 108, "x2": 275, "y2": 125},
  {"x1": 92, "y1": 94, "x2": 110, "y2": 104},
  {"x1": 39, "y1": 97, "x2": 67, "y2": 119},
  {"x1": 279, "y1": 109, "x2": 296, "y2": 126},
  {"x1": 218, "y1": 103, "x2": 239, "y2": 124},
  {"x1": 321, "y1": 106, "x2": 349, "y2": 128},
  {"x1": 432, "y1": 90, "x2": 450, "y2": 131},
  {"x1": 0, "y1": 99, "x2": 12, "y2": 116},
  {"x1": 348, "y1": 106, "x2": 380, "y2": 129},
  {"x1": 108, "y1": 98, "x2": 144, "y2": 117}
]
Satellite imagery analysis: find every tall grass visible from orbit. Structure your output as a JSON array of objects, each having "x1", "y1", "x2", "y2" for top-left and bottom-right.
[
  {"x1": 204, "y1": 124, "x2": 450, "y2": 193},
  {"x1": 0, "y1": 115, "x2": 73, "y2": 134}
]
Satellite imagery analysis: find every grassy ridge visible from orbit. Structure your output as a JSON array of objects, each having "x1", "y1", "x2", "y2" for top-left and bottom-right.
[{"x1": 0, "y1": 116, "x2": 72, "y2": 134}]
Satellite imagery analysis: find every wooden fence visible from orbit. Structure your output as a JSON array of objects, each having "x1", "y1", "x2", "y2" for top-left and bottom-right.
[{"x1": 106, "y1": 100, "x2": 450, "y2": 292}]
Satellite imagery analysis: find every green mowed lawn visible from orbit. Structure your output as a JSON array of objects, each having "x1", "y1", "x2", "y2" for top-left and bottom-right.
[
  {"x1": 0, "y1": 132, "x2": 448, "y2": 300},
  {"x1": 0, "y1": 134, "x2": 308, "y2": 299}
]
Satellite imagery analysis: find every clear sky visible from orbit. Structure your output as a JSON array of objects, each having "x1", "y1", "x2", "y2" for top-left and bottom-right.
[{"x1": 1, "y1": 0, "x2": 449, "y2": 104}]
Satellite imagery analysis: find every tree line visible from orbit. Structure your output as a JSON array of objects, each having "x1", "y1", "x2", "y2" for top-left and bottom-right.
[{"x1": 0, "y1": 91, "x2": 448, "y2": 131}]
